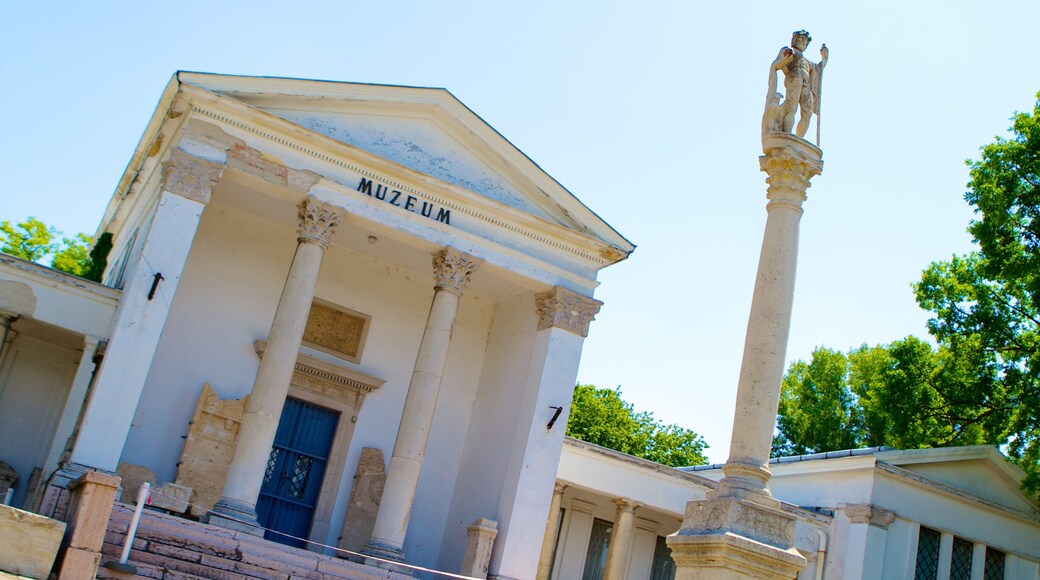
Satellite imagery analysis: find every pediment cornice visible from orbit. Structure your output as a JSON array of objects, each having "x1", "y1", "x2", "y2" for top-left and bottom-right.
[{"x1": 176, "y1": 83, "x2": 628, "y2": 271}]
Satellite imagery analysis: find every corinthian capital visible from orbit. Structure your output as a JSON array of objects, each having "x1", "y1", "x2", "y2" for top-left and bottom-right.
[
  {"x1": 297, "y1": 199, "x2": 343, "y2": 248},
  {"x1": 432, "y1": 248, "x2": 481, "y2": 295},
  {"x1": 759, "y1": 133, "x2": 823, "y2": 207},
  {"x1": 161, "y1": 149, "x2": 226, "y2": 204},
  {"x1": 535, "y1": 287, "x2": 602, "y2": 338}
]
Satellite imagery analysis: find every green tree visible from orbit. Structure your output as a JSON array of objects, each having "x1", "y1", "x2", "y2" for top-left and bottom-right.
[
  {"x1": 774, "y1": 94, "x2": 1040, "y2": 497},
  {"x1": 51, "y1": 233, "x2": 92, "y2": 277},
  {"x1": 774, "y1": 347, "x2": 863, "y2": 456},
  {"x1": 0, "y1": 217, "x2": 100, "y2": 279},
  {"x1": 0, "y1": 217, "x2": 58, "y2": 262},
  {"x1": 914, "y1": 93, "x2": 1040, "y2": 493},
  {"x1": 776, "y1": 338, "x2": 1008, "y2": 456},
  {"x1": 566, "y1": 385, "x2": 708, "y2": 467}
]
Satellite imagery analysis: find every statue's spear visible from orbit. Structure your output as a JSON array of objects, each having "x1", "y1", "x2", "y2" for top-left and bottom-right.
[{"x1": 815, "y1": 43, "x2": 827, "y2": 147}]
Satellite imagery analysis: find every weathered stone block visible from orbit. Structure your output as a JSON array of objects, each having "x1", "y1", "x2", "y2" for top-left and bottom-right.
[
  {"x1": 338, "y1": 447, "x2": 386, "y2": 556},
  {"x1": 174, "y1": 384, "x2": 250, "y2": 518},
  {"x1": 461, "y1": 518, "x2": 497, "y2": 579},
  {"x1": 151, "y1": 482, "x2": 192, "y2": 513},
  {"x1": 0, "y1": 503, "x2": 66, "y2": 579},
  {"x1": 117, "y1": 462, "x2": 157, "y2": 504},
  {"x1": 58, "y1": 548, "x2": 102, "y2": 580}
]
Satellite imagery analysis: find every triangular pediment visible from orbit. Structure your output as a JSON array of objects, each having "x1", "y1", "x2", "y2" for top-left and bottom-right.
[
  {"x1": 878, "y1": 447, "x2": 1038, "y2": 514},
  {"x1": 176, "y1": 73, "x2": 633, "y2": 257}
]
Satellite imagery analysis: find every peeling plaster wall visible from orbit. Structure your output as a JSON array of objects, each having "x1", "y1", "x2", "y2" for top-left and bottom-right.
[{"x1": 267, "y1": 109, "x2": 552, "y2": 222}]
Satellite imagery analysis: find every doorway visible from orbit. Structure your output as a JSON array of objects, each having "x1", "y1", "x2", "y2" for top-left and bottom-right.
[{"x1": 256, "y1": 397, "x2": 339, "y2": 547}]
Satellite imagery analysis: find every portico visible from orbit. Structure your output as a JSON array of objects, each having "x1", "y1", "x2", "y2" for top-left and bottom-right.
[{"x1": 32, "y1": 72, "x2": 633, "y2": 578}]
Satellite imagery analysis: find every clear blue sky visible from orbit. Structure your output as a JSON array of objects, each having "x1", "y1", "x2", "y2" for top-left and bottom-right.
[{"x1": 3, "y1": 2, "x2": 1038, "y2": 463}]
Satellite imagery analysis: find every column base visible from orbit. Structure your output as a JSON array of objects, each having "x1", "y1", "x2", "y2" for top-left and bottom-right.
[
  {"x1": 667, "y1": 497, "x2": 806, "y2": 580},
  {"x1": 361, "y1": 540, "x2": 412, "y2": 574},
  {"x1": 208, "y1": 498, "x2": 264, "y2": 536}
]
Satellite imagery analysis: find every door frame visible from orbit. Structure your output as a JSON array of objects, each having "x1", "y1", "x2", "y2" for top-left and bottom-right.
[{"x1": 255, "y1": 340, "x2": 385, "y2": 547}]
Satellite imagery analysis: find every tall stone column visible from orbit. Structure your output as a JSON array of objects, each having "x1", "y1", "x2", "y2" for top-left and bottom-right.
[
  {"x1": 210, "y1": 198, "x2": 342, "y2": 530},
  {"x1": 536, "y1": 482, "x2": 569, "y2": 580},
  {"x1": 603, "y1": 498, "x2": 640, "y2": 580},
  {"x1": 668, "y1": 133, "x2": 822, "y2": 579},
  {"x1": 363, "y1": 248, "x2": 481, "y2": 562}
]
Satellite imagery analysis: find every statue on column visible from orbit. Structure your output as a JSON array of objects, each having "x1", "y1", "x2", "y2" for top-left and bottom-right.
[{"x1": 763, "y1": 30, "x2": 828, "y2": 144}]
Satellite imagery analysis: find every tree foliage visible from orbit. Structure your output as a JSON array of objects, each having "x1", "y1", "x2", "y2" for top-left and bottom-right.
[
  {"x1": 914, "y1": 93, "x2": 1040, "y2": 494},
  {"x1": 566, "y1": 385, "x2": 708, "y2": 467},
  {"x1": 0, "y1": 217, "x2": 103, "y2": 281},
  {"x1": 775, "y1": 94, "x2": 1040, "y2": 496}
]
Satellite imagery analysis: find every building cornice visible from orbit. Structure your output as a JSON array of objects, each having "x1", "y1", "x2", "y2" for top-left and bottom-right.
[
  {"x1": 177, "y1": 83, "x2": 629, "y2": 270},
  {"x1": 175, "y1": 72, "x2": 635, "y2": 256},
  {"x1": 875, "y1": 462, "x2": 1040, "y2": 526},
  {"x1": 0, "y1": 254, "x2": 122, "y2": 304}
]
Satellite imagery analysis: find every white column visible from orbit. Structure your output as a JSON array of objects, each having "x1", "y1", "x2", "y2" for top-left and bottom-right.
[
  {"x1": 668, "y1": 134, "x2": 821, "y2": 580},
  {"x1": 69, "y1": 149, "x2": 224, "y2": 473},
  {"x1": 490, "y1": 287, "x2": 602, "y2": 580},
  {"x1": 717, "y1": 136, "x2": 823, "y2": 501},
  {"x1": 536, "y1": 482, "x2": 569, "y2": 580},
  {"x1": 210, "y1": 199, "x2": 342, "y2": 530},
  {"x1": 43, "y1": 335, "x2": 100, "y2": 477},
  {"x1": 363, "y1": 248, "x2": 481, "y2": 562},
  {"x1": 604, "y1": 498, "x2": 640, "y2": 580}
]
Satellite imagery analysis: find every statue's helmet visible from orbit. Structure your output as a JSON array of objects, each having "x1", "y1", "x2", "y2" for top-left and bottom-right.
[{"x1": 792, "y1": 30, "x2": 812, "y2": 44}]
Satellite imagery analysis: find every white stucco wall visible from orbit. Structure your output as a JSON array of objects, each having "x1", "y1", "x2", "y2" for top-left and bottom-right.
[{"x1": 119, "y1": 194, "x2": 498, "y2": 566}]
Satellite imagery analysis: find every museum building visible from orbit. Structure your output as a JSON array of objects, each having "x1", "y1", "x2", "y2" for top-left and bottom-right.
[{"x1": 0, "y1": 72, "x2": 1038, "y2": 580}]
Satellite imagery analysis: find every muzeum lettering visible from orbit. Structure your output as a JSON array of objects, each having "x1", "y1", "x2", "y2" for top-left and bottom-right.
[{"x1": 358, "y1": 178, "x2": 451, "y2": 225}]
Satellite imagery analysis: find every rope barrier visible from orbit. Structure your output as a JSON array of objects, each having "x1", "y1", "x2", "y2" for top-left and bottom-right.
[{"x1": 129, "y1": 486, "x2": 484, "y2": 580}]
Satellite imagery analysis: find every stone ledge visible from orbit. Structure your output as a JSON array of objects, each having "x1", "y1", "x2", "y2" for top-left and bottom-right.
[{"x1": 667, "y1": 531, "x2": 806, "y2": 580}]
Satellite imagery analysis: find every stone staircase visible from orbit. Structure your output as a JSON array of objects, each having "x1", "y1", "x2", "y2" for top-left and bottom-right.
[{"x1": 98, "y1": 503, "x2": 412, "y2": 579}]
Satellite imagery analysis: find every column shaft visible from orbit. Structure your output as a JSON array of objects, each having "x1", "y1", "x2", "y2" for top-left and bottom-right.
[
  {"x1": 364, "y1": 248, "x2": 479, "y2": 562},
  {"x1": 212, "y1": 199, "x2": 340, "y2": 529},
  {"x1": 603, "y1": 498, "x2": 639, "y2": 580},
  {"x1": 536, "y1": 483, "x2": 568, "y2": 580},
  {"x1": 721, "y1": 201, "x2": 803, "y2": 494}
]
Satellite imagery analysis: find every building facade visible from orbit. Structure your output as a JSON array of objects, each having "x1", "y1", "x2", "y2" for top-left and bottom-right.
[
  {"x1": 1, "y1": 73, "x2": 1038, "y2": 580},
  {"x1": 0, "y1": 72, "x2": 633, "y2": 579}
]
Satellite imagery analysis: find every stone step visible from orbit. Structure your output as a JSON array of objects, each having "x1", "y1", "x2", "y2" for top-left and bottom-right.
[{"x1": 101, "y1": 504, "x2": 405, "y2": 579}]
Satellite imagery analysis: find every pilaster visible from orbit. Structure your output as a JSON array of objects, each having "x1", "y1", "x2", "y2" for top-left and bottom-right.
[
  {"x1": 489, "y1": 288, "x2": 600, "y2": 580},
  {"x1": 68, "y1": 150, "x2": 223, "y2": 474}
]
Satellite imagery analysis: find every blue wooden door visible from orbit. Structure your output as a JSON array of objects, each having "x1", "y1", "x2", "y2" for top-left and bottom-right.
[{"x1": 256, "y1": 397, "x2": 339, "y2": 548}]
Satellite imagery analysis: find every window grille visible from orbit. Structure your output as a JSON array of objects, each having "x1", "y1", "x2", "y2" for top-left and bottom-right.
[
  {"x1": 582, "y1": 519, "x2": 613, "y2": 580},
  {"x1": 950, "y1": 537, "x2": 973, "y2": 580},
  {"x1": 650, "y1": 535, "x2": 676, "y2": 580},
  {"x1": 983, "y1": 547, "x2": 1006, "y2": 580},
  {"x1": 915, "y1": 526, "x2": 941, "y2": 580}
]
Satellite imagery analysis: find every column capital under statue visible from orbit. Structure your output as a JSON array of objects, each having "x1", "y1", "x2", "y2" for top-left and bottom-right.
[{"x1": 760, "y1": 134, "x2": 824, "y2": 207}]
